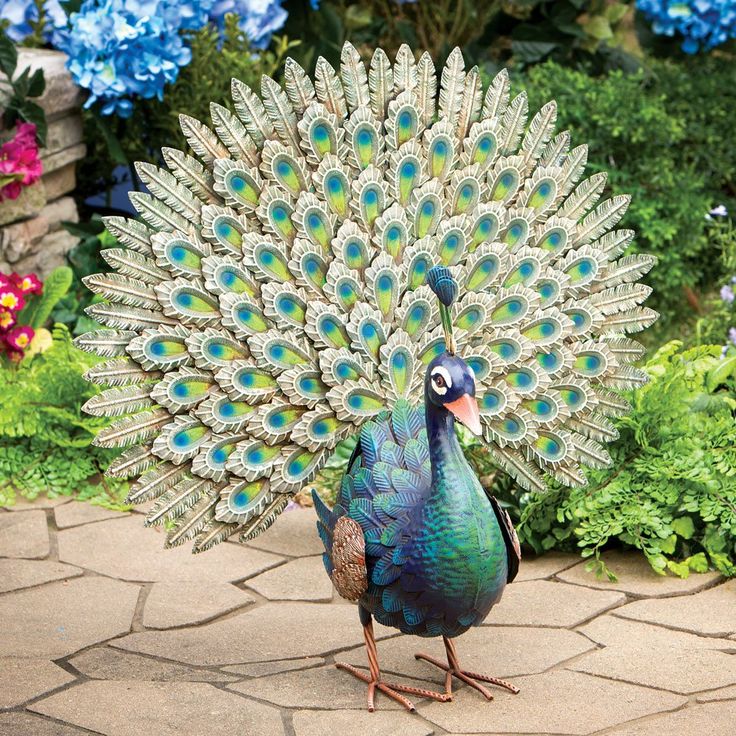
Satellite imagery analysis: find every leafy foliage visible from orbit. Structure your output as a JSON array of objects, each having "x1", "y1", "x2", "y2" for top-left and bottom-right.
[
  {"x1": 0, "y1": 29, "x2": 47, "y2": 144},
  {"x1": 518, "y1": 58, "x2": 733, "y2": 332},
  {"x1": 509, "y1": 342, "x2": 736, "y2": 579},
  {"x1": 0, "y1": 324, "x2": 128, "y2": 509}
]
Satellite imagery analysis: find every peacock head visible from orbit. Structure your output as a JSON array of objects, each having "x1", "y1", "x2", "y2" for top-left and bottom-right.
[{"x1": 425, "y1": 265, "x2": 482, "y2": 436}]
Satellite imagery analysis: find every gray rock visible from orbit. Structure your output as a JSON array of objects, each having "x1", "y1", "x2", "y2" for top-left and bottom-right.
[
  {"x1": 222, "y1": 657, "x2": 326, "y2": 677},
  {"x1": 14, "y1": 49, "x2": 83, "y2": 119}
]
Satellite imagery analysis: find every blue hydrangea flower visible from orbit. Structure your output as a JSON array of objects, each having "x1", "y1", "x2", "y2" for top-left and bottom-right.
[
  {"x1": 54, "y1": 0, "x2": 214, "y2": 117},
  {"x1": 0, "y1": 0, "x2": 66, "y2": 43},
  {"x1": 636, "y1": 0, "x2": 736, "y2": 53},
  {"x1": 209, "y1": 0, "x2": 288, "y2": 49}
]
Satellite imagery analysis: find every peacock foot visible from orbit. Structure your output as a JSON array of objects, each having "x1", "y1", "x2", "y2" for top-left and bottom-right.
[
  {"x1": 335, "y1": 661, "x2": 451, "y2": 712},
  {"x1": 338, "y1": 619, "x2": 451, "y2": 712},
  {"x1": 415, "y1": 636, "x2": 520, "y2": 701}
]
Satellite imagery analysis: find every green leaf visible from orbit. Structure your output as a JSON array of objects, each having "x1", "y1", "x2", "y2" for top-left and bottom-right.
[
  {"x1": 18, "y1": 100, "x2": 47, "y2": 146},
  {"x1": 0, "y1": 32, "x2": 17, "y2": 78},
  {"x1": 706, "y1": 355, "x2": 736, "y2": 392},
  {"x1": 584, "y1": 16, "x2": 614, "y2": 41},
  {"x1": 24, "y1": 267, "x2": 74, "y2": 329},
  {"x1": 92, "y1": 115, "x2": 129, "y2": 166},
  {"x1": 511, "y1": 40, "x2": 558, "y2": 65},
  {"x1": 27, "y1": 68, "x2": 45, "y2": 98},
  {"x1": 671, "y1": 516, "x2": 695, "y2": 539}
]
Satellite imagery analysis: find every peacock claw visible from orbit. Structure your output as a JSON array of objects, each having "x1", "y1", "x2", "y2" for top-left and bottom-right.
[
  {"x1": 415, "y1": 637, "x2": 520, "y2": 701},
  {"x1": 341, "y1": 620, "x2": 452, "y2": 712},
  {"x1": 336, "y1": 661, "x2": 451, "y2": 712}
]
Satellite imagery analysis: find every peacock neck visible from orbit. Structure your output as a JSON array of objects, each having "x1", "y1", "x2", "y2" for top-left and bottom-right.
[{"x1": 424, "y1": 400, "x2": 474, "y2": 497}]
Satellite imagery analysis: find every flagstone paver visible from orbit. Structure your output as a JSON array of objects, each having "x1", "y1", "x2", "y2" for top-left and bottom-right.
[
  {"x1": 142, "y1": 580, "x2": 255, "y2": 628},
  {"x1": 222, "y1": 657, "x2": 326, "y2": 677},
  {"x1": 513, "y1": 551, "x2": 580, "y2": 581},
  {"x1": 54, "y1": 500, "x2": 129, "y2": 528},
  {"x1": 292, "y1": 710, "x2": 435, "y2": 736},
  {"x1": 484, "y1": 579, "x2": 626, "y2": 627},
  {"x1": 114, "y1": 601, "x2": 395, "y2": 665},
  {"x1": 0, "y1": 713, "x2": 90, "y2": 736},
  {"x1": 58, "y1": 515, "x2": 283, "y2": 582},
  {"x1": 604, "y1": 701, "x2": 736, "y2": 734},
  {"x1": 558, "y1": 550, "x2": 723, "y2": 597},
  {"x1": 578, "y1": 614, "x2": 736, "y2": 651},
  {"x1": 2, "y1": 497, "x2": 735, "y2": 735},
  {"x1": 569, "y1": 645, "x2": 736, "y2": 694},
  {"x1": 30, "y1": 680, "x2": 286, "y2": 736},
  {"x1": 0, "y1": 558, "x2": 81, "y2": 593},
  {"x1": 340, "y1": 625, "x2": 595, "y2": 681},
  {"x1": 246, "y1": 506, "x2": 324, "y2": 557},
  {"x1": 229, "y1": 664, "x2": 414, "y2": 710},
  {"x1": 0, "y1": 510, "x2": 49, "y2": 559},
  {"x1": 0, "y1": 577, "x2": 139, "y2": 658},
  {"x1": 68, "y1": 647, "x2": 240, "y2": 682},
  {"x1": 0, "y1": 658, "x2": 76, "y2": 708},
  {"x1": 615, "y1": 579, "x2": 736, "y2": 637},
  {"x1": 418, "y1": 670, "x2": 687, "y2": 734},
  {"x1": 246, "y1": 555, "x2": 334, "y2": 601}
]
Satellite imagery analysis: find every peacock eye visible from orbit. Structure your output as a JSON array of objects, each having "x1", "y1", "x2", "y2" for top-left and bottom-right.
[{"x1": 433, "y1": 375, "x2": 446, "y2": 388}]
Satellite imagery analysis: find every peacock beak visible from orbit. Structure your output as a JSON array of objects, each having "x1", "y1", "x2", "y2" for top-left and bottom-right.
[{"x1": 445, "y1": 393, "x2": 483, "y2": 436}]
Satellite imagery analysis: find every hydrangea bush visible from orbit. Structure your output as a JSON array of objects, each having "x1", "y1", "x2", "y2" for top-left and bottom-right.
[{"x1": 637, "y1": 0, "x2": 736, "y2": 52}]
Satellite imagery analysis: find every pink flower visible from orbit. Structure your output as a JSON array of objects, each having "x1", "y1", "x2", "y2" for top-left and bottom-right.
[
  {"x1": 4, "y1": 325, "x2": 34, "y2": 352},
  {"x1": 0, "y1": 284, "x2": 25, "y2": 312},
  {"x1": 10, "y1": 272, "x2": 43, "y2": 295},
  {"x1": 0, "y1": 123, "x2": 43, "y2": 202},
  {"x1": 0, "y1": 309, "x2": 16, "y2": 332}
]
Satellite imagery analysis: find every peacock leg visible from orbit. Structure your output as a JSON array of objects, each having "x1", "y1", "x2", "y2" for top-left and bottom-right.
[
  {"x1": 415, "y1": 636, "x2": 520, "y2": 701},
  {"x1": 335, "y1": 620, "x2": 451, "y2": 712}
]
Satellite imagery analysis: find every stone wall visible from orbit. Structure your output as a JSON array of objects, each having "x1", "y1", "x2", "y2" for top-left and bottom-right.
[{"x1": 0, "y1": 49, "x2": 86, "y2": 277}]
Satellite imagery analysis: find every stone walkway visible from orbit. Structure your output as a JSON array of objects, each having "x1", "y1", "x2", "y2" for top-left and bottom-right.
[{"x1": 1, "y1": 498, "x2": 734, "y2": 736}]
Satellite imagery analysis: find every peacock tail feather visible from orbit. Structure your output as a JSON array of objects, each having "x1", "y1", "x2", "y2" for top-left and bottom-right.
[{"x1": 78, "y1": 43, "x2": 657, "y2": 553}]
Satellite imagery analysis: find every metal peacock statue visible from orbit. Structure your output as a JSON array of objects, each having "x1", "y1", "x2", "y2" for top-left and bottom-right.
[{"x1": 77, "y1": 43, "x2": 657, "y2": 713}]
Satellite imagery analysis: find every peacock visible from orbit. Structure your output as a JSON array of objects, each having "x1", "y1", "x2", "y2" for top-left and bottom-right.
[{"x1": 76, "y1": 42, "x2": 657, "y2": 712}]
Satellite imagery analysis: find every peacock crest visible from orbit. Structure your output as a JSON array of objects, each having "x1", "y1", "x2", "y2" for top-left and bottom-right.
[{"x1": 77, "y1": 43, "x2": 657, "y2": 553}]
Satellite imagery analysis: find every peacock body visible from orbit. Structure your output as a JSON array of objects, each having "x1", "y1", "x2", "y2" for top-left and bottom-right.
[{"x1": 77, "y1": 42, "x2": 656, "y2": 710}]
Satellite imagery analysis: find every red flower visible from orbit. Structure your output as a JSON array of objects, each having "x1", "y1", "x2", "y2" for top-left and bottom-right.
[
  {"x1": 0, "y1": 309, "x2": 16, "y2": 332},
  {"x1": 4, "y1": 325, "x2": 34, "y2": 352},
  {"x1": 0, "y1": 123, "x2": 43, "y2": 202},
  {"x1": 10, "y1": 272, "x2": 43, "y2": 295},
  {"x1": 0, "y1": 284, "x2": 25, "y2": 312}
]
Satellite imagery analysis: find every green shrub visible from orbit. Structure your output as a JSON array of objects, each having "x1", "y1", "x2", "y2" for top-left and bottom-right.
[
  {"x1": 513, "y1": 341, "x2": 736, "y2": 579},
  {"x1": 518, "y1": 60, "x2": 724, "y2": 332},
  {"x1": 0, "y1": 324, "x2": 128, "y2": 509}
]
